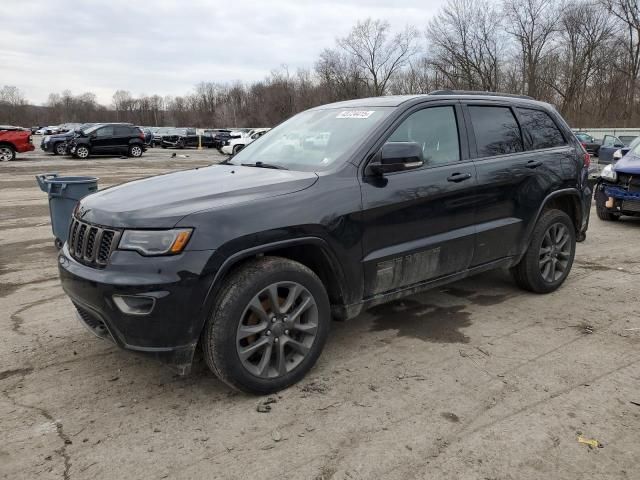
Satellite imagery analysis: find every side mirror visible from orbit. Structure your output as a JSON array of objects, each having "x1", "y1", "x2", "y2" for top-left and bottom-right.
[
  {"x1": 367, "y1": 142, "x2": 424, "y2": 175},
  {"x1": 613, "y1": 149, "x2": 623, "y2": 160}
]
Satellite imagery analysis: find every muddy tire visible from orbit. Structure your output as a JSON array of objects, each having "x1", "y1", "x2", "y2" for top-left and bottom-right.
[
  {"x1": 595, "y1": 188, "x2": 620, "y2": 221},
  {"x1": 511, "y1": 209, "x2": 576, "y2": 293},
  {"x1": 202, "y1": 256, "x2": 330, "y2": 394}
]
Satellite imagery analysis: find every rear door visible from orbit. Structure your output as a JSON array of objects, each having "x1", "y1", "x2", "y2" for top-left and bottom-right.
[
  {"x1": 359, "y1": 102, "x2": 478, "y2": 297},
  {"x1": 465, "y1": 103, "x2": 570, "y2": 265},
  {"x1": 112, "y1": 126, "x2": 133, "y2": 153},
  {"x1": 599, "y1": 135, "x2": 624, "y2": 164},
  {"x1": 91, "y1": 126, "x2": 114, "y2": 153}
]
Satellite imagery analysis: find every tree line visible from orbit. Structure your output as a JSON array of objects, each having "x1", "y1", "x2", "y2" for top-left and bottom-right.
[{"x1": 2, "y1": 0, "x2": 639, "y2": 129}]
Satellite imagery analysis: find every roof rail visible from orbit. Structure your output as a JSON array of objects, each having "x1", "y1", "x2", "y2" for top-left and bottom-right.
[{"x1": 429, "y1": 90, "x2": 534, "y2": 100}]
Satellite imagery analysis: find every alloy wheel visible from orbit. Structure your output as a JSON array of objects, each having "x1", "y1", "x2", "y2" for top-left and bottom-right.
[
  {"x1": 76, "y1": 147, "x2": 89, "y2": 159},
  {"x1": 131, "y1": 146, "x2": 142, "y2": 157},
  {"x1": 56, "y1": 143, "x2": 67, "y2": 155},
  {"x1": 236, "y1": 281, "x2": 319, "y2": 379},
  {"x1": 539, "y1": 222, "x2": 571, "y2": 282},
  {"x1": 0, "y1": 147, "x2": 13, "y2": 161}
]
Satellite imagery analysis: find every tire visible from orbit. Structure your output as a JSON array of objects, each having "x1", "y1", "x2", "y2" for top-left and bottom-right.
[
  {"x1": 54, "y1": 143, "x2": 67, "y2": 156},
  {"x1": 510, "y1": 209, "x2": 576, "y2": 293},
  {"x1": 595, "y1": 188, "x2": 620, "y2": 221},
  {"x1": 202, "y1": 256, "x2": 330, "y2": 394},
  {"x1": 232, "y1": 144, "x2": 244, "y2": 155},
  {"x1": 129, "y1": 144, "x2": 143, "y2": 158},
  {"x1": 74, "y1": 145, "x2": 90, "y2": 159},
  {"x1": 0, "y1": 145, "x2": 16, "y2": 161}
]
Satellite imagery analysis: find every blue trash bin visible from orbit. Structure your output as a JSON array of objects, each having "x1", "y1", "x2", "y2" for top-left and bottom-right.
[{"x1": 36, "y1": 173, "x2": 99, "y2": 248}]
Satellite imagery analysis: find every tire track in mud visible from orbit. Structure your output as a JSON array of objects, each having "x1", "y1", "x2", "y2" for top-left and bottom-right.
[
  {"x1": 1, "y1": 372, "x2": 72, "y2": 480},
  {"x1": 9, "y1": 293, "x2": 67, "y2": 336}
]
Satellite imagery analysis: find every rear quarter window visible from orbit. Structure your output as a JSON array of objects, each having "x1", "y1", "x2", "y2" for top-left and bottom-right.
[
  {"x1": 468, "y1": 106, "x2": 523, "y2": 157},
  {"x1": 516, "y1": 108, "x2": 566, "y2": 150}
]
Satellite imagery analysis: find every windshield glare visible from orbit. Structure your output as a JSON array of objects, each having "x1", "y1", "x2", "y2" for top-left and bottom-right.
[{"x1": 229, "y1": 107, "x2": 393, "y2": 171}]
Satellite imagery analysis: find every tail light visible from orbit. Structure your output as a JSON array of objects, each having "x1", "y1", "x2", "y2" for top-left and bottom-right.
[
  {"x1": 139, "y1": 130, "x2": 145, "y2": 141},
  {"x1": 579, "y1": 142, "x2": 590, "y2": 167}
]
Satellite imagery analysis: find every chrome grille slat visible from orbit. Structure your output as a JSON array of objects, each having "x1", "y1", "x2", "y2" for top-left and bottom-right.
[{"x1": 67, "y1": 218, "x2": 119, "y2": 268}]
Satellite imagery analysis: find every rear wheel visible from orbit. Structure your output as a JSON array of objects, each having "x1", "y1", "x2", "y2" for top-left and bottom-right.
[
  {"x1": 511, "y1": 209, "x2": 576, "y2": 293},
  {"x1": 595, "y1": 188, "x2": 620, "y2": 221},
  {"x1": 129, "y1": 144, "x2": 143, "y2": 157},
  {"x1": 0, "y1": 145, "x2": 15, "y2": 161},
  {"x1": 202, "y1": 256, "x2": 330, "y2": 394}
]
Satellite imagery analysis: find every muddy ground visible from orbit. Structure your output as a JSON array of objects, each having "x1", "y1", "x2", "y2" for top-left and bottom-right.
[{"x1": 1, "y1": 139, "x2": 639, "y2": 480}]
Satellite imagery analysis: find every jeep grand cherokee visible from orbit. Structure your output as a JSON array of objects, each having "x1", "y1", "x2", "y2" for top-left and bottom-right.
[{"x1": 58, "y1": 91, "x2": 591, "y2": 394}]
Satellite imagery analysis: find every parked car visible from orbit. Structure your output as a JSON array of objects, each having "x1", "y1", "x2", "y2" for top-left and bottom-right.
[
  {"x1": 36, "y1": 125, "x2": 61, "y2": 135},
  {"x1": 0, "y1": 125, "x2": 35, "y2": 161},
  {"x1": 160, "y1": 128, "x2": 215, "y2": 149},
  {"x1": 151, "y1": 127, "x2": 175, "y2": 147},
  {"x1": 221, "y1": 128, "x2": 270, "y2": 155},
  {"x1": 67, "y1": 123, "x2": 145, "y2": 159},
  {"x1": 41, "y1": 123, "x2": 95, "y2": 155},
  {"x1": 575, "y1": 132, "x2": 600, "y2": 156},
  {"x1": 598, "y1": 134, "x2": 637, "y2": 164},
  {"x1": 137, "y1": 127, "x2": 154, "y2": 145},
  {"x1": 595, "y1": 138, "x2": 640, "y2": 220},
  {"x1": 57, "y1": 91, "x2": 590, "y2": 393},
  {"x1": 31, "y1": 125, "x2": 44, "y2": 134}
]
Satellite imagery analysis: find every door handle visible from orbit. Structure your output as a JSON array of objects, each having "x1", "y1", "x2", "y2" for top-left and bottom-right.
[
  {"x1": 526, "y1": 160, "x2": 543, "y2": 168},
  {"x1": 447, "y1": 172, "x2": 472, "y2": 182}
]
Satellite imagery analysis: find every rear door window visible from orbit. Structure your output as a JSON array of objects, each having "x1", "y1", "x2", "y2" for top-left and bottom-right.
[
  {"x1": 114, "y1": 126, "x2": 131, "y2": 136},
  {"x1": 468, "y1": 106, "x2": 523, "y2": 157},
  {"x1": 517, "y1": 108, "x2": 566, "y2": 150}
]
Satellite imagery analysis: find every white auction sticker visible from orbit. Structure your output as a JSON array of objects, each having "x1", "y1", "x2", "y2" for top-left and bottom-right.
[{"x1": 336, "y1": 110, "x2": 375, "y2": 119}]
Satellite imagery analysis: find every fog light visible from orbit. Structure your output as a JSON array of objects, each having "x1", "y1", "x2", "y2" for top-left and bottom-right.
[{"x1": 113, "y1": 295, "x2": 156, "y2": 315}]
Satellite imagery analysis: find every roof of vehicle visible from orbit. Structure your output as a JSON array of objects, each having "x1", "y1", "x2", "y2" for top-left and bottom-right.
[
  {"x1": 312, "y1": 91, "x2": 550, "y2": 110},
  {"x1": 0, "y1": 125, "x2": 28, "y2": 131}
]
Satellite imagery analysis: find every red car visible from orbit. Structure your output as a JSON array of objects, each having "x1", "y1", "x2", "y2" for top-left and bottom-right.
[{"x1": 0, "y1": 126, "x2": 35, "y2": 161}]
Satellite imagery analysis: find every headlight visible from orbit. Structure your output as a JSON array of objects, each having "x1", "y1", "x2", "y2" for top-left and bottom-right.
[
  {"x1": 118, "y1": 228, "x2": 192, "y2": 256},
  {"x1": 613, "y1": 149, "x2": 623, "y2": 160},
  {"x1": 600, "y1": 164, "x2": 617, "y2": 182}
]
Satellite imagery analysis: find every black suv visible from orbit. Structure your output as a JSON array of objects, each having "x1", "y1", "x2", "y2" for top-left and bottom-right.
[
  {"x1": 68, "y1": 123, "x2": 146, "y2": 159},
  {"x1": 58, "y1": 92, "x2": 591, "y2": 394}
]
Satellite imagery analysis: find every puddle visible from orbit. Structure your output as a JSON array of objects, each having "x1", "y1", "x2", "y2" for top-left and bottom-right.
[{"x1": 369, "y1": 299, "x2": 471, "y2": 343}]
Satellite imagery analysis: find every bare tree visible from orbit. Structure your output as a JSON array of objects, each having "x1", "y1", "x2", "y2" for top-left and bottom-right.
[
  {"x1": 503, "y1": 0, "x2": 558, "y2": 98},
  {"x1": 427, "y1": 0, "x2": 504, "y2": 91},
  {"x1": 337, "y1": 18, "x2": 418, "y2": 95}
]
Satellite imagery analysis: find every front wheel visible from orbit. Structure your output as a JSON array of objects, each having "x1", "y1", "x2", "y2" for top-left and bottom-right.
[
  {"x1": 54, "y1": 143, "x2": 67, "y2": 155},
  {"x1": 511, "y1": 209, "x2": 576, "y2": 293},
  {"x1": 595, "y1": 187, "x2": 620, "y2": 221},
  {"x1": 0, "y1": 145, "x2": 16, "y2": 161},
  {"x1": 129, "y1": 144, "x2": 143, "y2": 157},
  {"x1": 202, "y1": 257, "x2": 330, "y2": 394},
  {"x1": 74, "y1": 145, "x2": 90, "y2": 159},
  {"x1": 232, "y1": 144, "x2": 244, "y2": 155}
]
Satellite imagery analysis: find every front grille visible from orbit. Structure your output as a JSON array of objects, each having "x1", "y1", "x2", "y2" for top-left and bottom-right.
[
  {"x1": 622, "y1": 200, "x2": 640, "y2": 213},
  {"x1": 68, "y1": 217, "x2": 120, "y2": 268}
]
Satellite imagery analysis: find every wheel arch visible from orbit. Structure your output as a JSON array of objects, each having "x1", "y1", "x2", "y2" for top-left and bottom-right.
[
  {"x1": 518, "y1": 188, "x2": 582, "y2": 262},
  {"x1": 203, "y1": 237, "x2": 349, "y2": 321}
]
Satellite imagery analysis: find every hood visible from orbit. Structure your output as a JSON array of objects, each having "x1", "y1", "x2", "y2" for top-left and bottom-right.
[
  {"x1": 614, "y1": 152, "x2": 640, "y2": 175},
  {"x1": 78, "y1": 164, "x2": 318, "y2": 228}
]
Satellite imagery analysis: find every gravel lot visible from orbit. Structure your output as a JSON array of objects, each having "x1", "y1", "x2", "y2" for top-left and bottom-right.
[{"x1": 1, "y1": 137, "x2": 639, "y2": 480}]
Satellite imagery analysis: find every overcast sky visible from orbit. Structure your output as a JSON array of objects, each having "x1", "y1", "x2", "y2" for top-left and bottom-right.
[{"x1": 2, "y1": 0, "x2": 447, "y2": 105}]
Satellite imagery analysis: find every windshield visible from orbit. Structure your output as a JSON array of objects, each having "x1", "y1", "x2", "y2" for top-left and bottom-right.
[
  {"x1": 156, "y1": 127, "x2": 174, "y2": 134},
  {"x1": 83, "y1": 124, "x2": 103, "y2": 134},
  {"x1": 228, "y1": 107, "x2": 393, "y2": 171},
  {"x1": 168, "y1": 128, "x2": 187, "y2": 135}
]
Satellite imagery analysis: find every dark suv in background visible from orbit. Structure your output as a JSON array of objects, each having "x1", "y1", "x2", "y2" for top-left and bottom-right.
[
  {"x1": 58, "y1": 91, "x2": 591, "y2": 394},
  {"x1": 68, "y1": 123, "x2": 146, "y2": 159}
]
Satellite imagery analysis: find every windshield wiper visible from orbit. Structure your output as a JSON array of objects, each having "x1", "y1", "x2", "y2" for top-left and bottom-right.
[{"x1": 241, "y1": 161, "x2": 288, "y2": 170}]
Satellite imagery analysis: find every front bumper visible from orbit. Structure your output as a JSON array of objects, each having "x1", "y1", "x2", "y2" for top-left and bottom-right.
[{"x1": 58, "y1": 244, "x2": 216, "y2": 361}]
